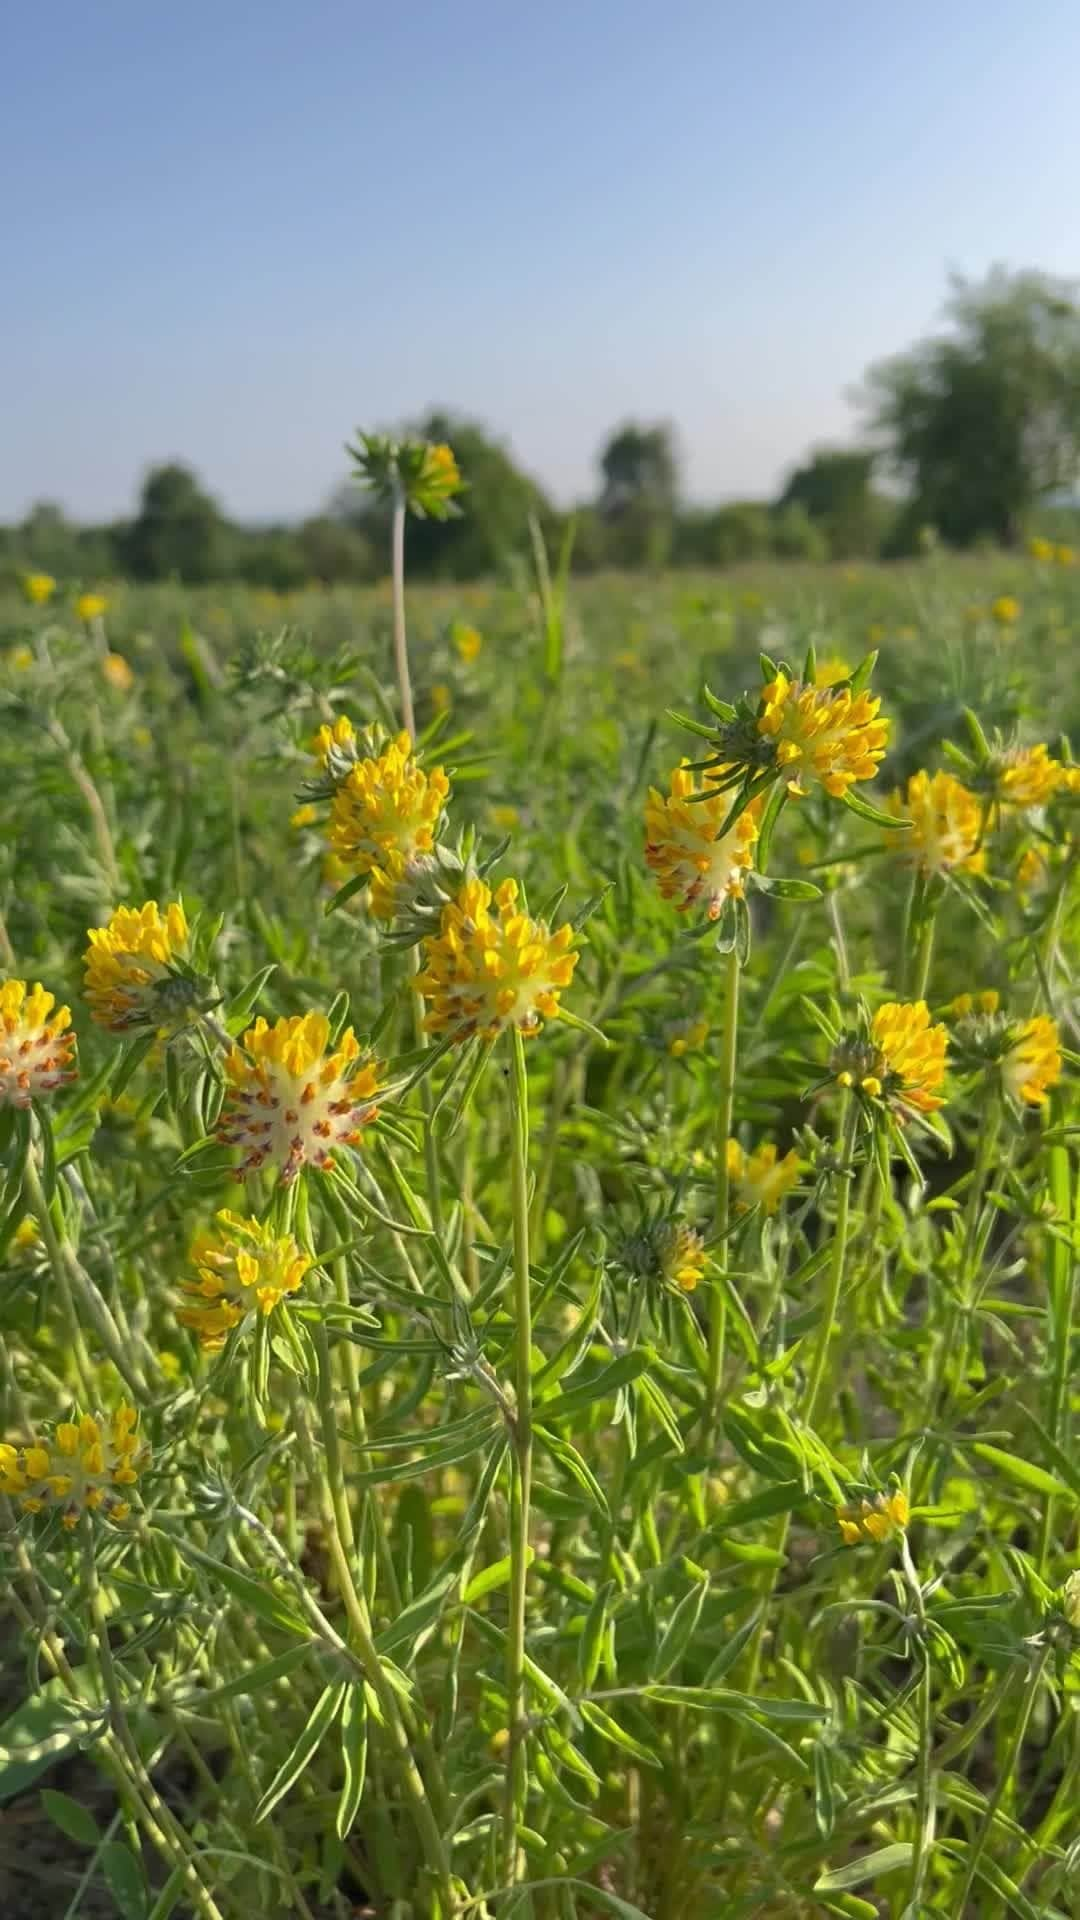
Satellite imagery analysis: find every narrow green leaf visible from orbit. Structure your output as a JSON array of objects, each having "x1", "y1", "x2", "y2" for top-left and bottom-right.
[
  {"x1": 41, "y1": 1787, "x2": 102, "y2": 1848},
  {"x1": 971, "y1": 1443, "x2": 1076, "y2": 1503},
  {"x1": 336, "y1": 1684, "x2": 367, "y2": 1840},
  {"x1": 101, "y1": 1841, "x2": 149, "y2": 1920},
  {"x1": 653, "y1": 1579, "x2": 708, "y2": 1680},
  {"x1": 579, "y1": 1701, "x2": 661, "y2": 1769},
  {"x1": 254, "y1": 1681, "x2": 347, "y2": 1822},
  {"x1": 814, "y1": 1844, "x2": 914, "y2": 1892}
]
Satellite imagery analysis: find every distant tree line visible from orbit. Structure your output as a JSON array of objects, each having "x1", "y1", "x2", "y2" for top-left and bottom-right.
[{"x1": 4, "y1": 269, "x2": 1080, "y2": 588}]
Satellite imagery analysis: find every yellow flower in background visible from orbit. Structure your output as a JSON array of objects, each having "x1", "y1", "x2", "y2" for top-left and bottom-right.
[
  {"x1": 1002, "y1": 1016, "x2": 1062, "y2": 1107},
  {"x1": 431, "y1": 682, "x2": 452, "y2": 714},
  {"x1": 1016, "y1": 845, "x2": 1048, "y2": 896},
  {"x1": 101, "y1": 651, "x2": 134, "y2": 692},
  {"x1": 415, "y1": 876, "x2": 578, "y2": 1043},
  {"x1": 1028, "y1": 536, "x2": 1053, "y2": 561},
  {"x1": 218, "y1": 1012, "x2": 382, "y2": 1183},
  {"x1": 996, "y1": 744, "x2": 1066, "y2": 809},
  {"x1": 837, "y1": 1488, "x2": 909, "y2": 1546},
  {"x1": 179, "y1": 1211, "x2": 311, "y2": 1350},
  {"x1": 948, "y1": 990, "x2": 1000, "y2": 1018},
  {"x1": 757, "y1": 673, "x2": 889, "y2": 799},
  {"x1": 1057, "y1": 545, "x2": 1076, "y2": 567},
  {"x1": 84, "y1": 901, "x2": 191, "y2": 1033},
  {"x1": 327, "y1": 732, "x2": 449, "y2": 884},
  {"x1": 22, "y1": 573, "x2": 55, "y2": 605},
  {"x1": 452, "y1": 622, "x2": 483, "y2": 664},
  {"x1": 491, "y1": 804, "x2": 520, "y2": 832},
  {"x1": 0, "y1": 980, "x2": 77, "y2": 1109},
  {"x1": 13, "y1": 1216, "x2": 39, "y2": 1253},
  {"x1": 645, "y1": 764, "x2": 760, "y2": 921},
  {"x1": 727, "y1": 1139, "x2": 800, "y2": 1214},
  {"x1": 8, "y1": 645, "x2": 34, "y2": 672},
  {"x1": 888, "y1": 769, "x2": 986, "y2": 876},
  {"x1": 669, "y1": 1016, "x2": 709, "y2": 1058},
  {"x1": 991, "y1": 596, "x2": 1020, "y2": 626},
  {"x1": 813, "y1": 655, "x2": 852, "y2": 689},
  {"x1": 290, "y1": 803, "x2": 317, "y2": 829},
  {"x1": 76, "y1": 592, "x2": 108, "y2": 622},
  {"x1": 658, "y1": 1222, "x2": 706, "y2": 1292},
  {"x1": 0, "y1": 1405, "x2": 145, "y2": 1527},
  {"x1": 419, "y1": 441, "x2": 462, "y2": 504}
]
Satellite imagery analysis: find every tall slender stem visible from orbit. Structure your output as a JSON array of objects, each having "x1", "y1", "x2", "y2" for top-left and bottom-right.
[
  {"x1": 24, "y1": 1147, "x2": 148, "y2": 1401},
  {"x1": 802, "y1": 1094, "x2": 856, "y2": 1428},
  {"x1": 956, "y1": 1641, "x2": 1050, "y2": 1914},
  {"x1": 911, "y1": 907, "x2": 937, "y2": 1002},
  {"x1": 705, "y1": 947, "x2": 739, "y2": 1430},
  {"x1": 900, "y1": 1533, "x2": 935, "y2": 1913},
  {"x1": 391, "y1": 489, "x2": 415, "y2": 739},
  {"x1": 1039, "y1": 1146, "x2": 1076, "y2": 1572},
  {"x1": 503, "y1": 1027, "x2": 533, "y2": 1886}
]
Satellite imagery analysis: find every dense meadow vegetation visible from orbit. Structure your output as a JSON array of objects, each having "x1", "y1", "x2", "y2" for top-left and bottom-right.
[{"x1": 3, "y1": 505, "x2": 1080, "y2": 1919}]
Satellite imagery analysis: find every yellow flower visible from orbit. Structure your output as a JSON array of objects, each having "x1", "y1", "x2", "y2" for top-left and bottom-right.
[
  {"x1": 452, "y1": 622, "x2": 483, "y2": 664},
  {"x1": 996, "y1": 744, "x2": 1066, "y2": 809},
  {"x1": 420, "y1": 441, "x2": 462, "y2": 503},
  {"x1": 415, "y1": 877, "x2": 578, "y2": 1043},
  {"x1": 101, "y1": 651, "x2": 133, "y2": 692},
  {"x1": 727, "y1": 1139, "x2": 800, "y2": 1214},
  {"x1": 327, "y1": 732, "x2": 450, "y2": 903},
  {"x1": 178, "y1": 1211, "x2": 311, "y2": 1350},
  {"x1": 669, "y1": 1016, "x2": 709, "y2": 1058},
  {"x1": 13, "y1": 1215, "x2": 39, "y2": 1252},
  {"x1": 1016, "y1": 845, "x2": 1048, "y2": 896},
  {"x1": 8, "y1": 645, "x2": 34, "y2": 672},
  {"x1": 991, "y1": 595, "x2": 1020, "y2": 626},
  {"x1": 22, "y1": 573, "x2": 55, "y2": 605},
  {"x1": 757, "y1": 673, "x2": 889, "y2": 800},
  {"x1": 1002, "y1": 1016, "x2": 1061, "y2": 1107},
  {"x1": 644, "y1": 764, "x2": 760, "y2": 920},
  {"x1": 0, "y1": 980, "x2": 76, "y2": 1109},
  {"x1": 870, "y1": 1001, "x2": 947, "y2": 1114},
  {"x1": 0, "y1": 1405, "x2": 145, "y2": 1527},
  {"x1": 1057, "y1": 545, "x2": 1075, "y2": 567},
  {"x1": 837, "y1": 1488, "x2": 909, "y2": 1547},
  {"x1": 218, "y1": 1013, "x2": 382, "y2": 1183},
  {"x1": 431, "y1": 682, "x2": 452, "y2": 713},
  {"x1": 888, "y1": 769, "x2": 986, "y2": 876},
  {"x1": 1028, "y1": 535, "x2": 1053, "y2": 562},
  {"x1": 290, "y1": 803, "x2": 317, "y2": 829},
  {"x1": 84, "y1": 902, "x2": 192, "y2": 1034},
  {"x1": 813, "y1": 655, "x2": 852, "y2": 689},
  {"x1": 948, "y1": 990, "x2": 1000, "y2": 1018},
  {"x1": 311, "y1": 714, "x2": 357, "y2": 778},
  {"x1": 491, "y1": 804, "x2": 520, "y2": 832},
  {"x1": 658, "y1": 1222, "x2": 706, "y2": 1292},
  {"x1": 76, "y1": 592, "x2": 108, "y2": 622}
]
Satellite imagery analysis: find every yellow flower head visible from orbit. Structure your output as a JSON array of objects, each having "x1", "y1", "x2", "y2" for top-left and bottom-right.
[
  {"x1": 327, "y1": 732, "x2": 450, "y2": 904},
  {"x1": 1016, "y1": 845, "x2": 1048, "y2": 896},
  {"x1": 290, "y1": 803, "x2": 318, "y2": 830},
  {"x1": 668, "y1": 1016, "x2": 709, "y2": 1058},
  {"x1": 991, "y1": 596, "x2": 1021, "y2": 626},
  {"x1": 727, "y1": 1139, "x2": 800, "y2": 1214},
  {"x1": 311, "y1": 714, "x2": 358, "y2": 780},
  {"x1": 218, "y1": 1013, "x2": 382, "y2": 1183},
  {"x1": 76, "y1": 592, "x2": 108, "y2": 623},
  {"x1": 22, "y1": 573, "x2": 55, "y2": 606},
  {"x1": 757, "y1": 673, "x2": 889, "y2": 799},
  {"x1": 837, "y1": 1488, "x2": 909, "y2": 1547},
  {"x1": 645, "y1": 764, "x2": 760, "y2": 920},
  {"x1": 179, "y1": 1211, "x2": 311, "y2": 1350},
  {"x1": 657, "y1": 1222, "x2": 706, "y2": 1292},
  {"x1": 101, "y1": 651, "x2": 134, "y2": 692},
  {"x1": 947, "y1": 990, "x2": 1000, "y2": 1019},
  {"x1": 813, "y1": 655, "x2": 852, "y2": 689},
  {"x1": 0, "y1": 980, "x2": 77, "y2": 1109},
  {"x1": 84, "y1": 902, "x2": 191, "y2": 1034},
  {"x1": 1002, "y1": 1016, "x2": 1062, "y2": 1107},
  {"x1": 1057, "y1": 544, "x2": 1075, "y2": 567},
  {"x1": 888, "y1": 769, "x2": 986, "y2": 876},
  {"x1": 431, "y1": 682, "x2": 452, "y2": 714},
  {"x1": 834, "y1": 1001, "x2": 948, "y2": 1116},
  {"x1": 0, "y1": 1405, "x2": 145, "y2": 1527},
  {"x1": 415, "y1": 877, "x2": 578, "y2": 1043},
  {"x1": 1028, "y1": 536, "x2": 1053, "y2": 562},
  {"x1": 419, "y1": 441, "x2": 462, "y2": 506},
  {"x1": 7, "y1": 645, "x2": 34, "y2": 672},
  {"x1": 452, "y1": 622, "x2": 483, "y2": 664},
  {"x1": 995, "y1": 744, "x2": 1066, "y2": 809}
]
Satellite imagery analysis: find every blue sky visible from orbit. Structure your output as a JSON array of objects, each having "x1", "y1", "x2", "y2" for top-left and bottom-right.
[{"x1": 4, "y1": 1, "x2": 1077, "y2": 520}]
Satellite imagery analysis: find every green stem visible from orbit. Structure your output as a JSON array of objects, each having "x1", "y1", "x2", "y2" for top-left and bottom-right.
[
  {"x1": 956, "y1": 1642, "x2": 1050, "y2": 1915},
  {"x1": 391, "y1": 490, "x2": 415, "y2": 738},
  {"x1": 1038, "y1": 1145, "x2": 1076, "y2": 1574},
  {"x1": 503, "y1": 1026, "x2": 533, "y2": 1887},
  {"x1": 25, "y1": 1138, "x2": 149, "y2": 1401},
  {"x1": 802, "y1": 1094, "x2": 857, "y2": 1428},
  {"x1": 911, "y1": 906, "x2": 937, "y2": 1002},
  {"x1": 900, "y1": 1533, "x2": 935, "y2": 1912},
  {"x1": 705, "y1": 946, "x2": 739, "y2": 1431},
  {"x1": 22, "y1": 1149, "x2": 96, "y2": 1399}
]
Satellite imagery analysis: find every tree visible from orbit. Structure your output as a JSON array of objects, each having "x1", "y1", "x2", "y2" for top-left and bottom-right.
[
  {"x1": 863, "y1": 270, "x2": 1080, "y2": 548},
  {"x1": 123, "y1": 464, "x2": 231, "y2": 582},
  {"x1": 777, "y1": 448, "x2": 885, "y2": 557},
  {"x1": 341, "y1": 413, "x2": 551, "y2": 579},
  {"x1": 596, "y1": 422, "x2": 679, "y2": 568}
]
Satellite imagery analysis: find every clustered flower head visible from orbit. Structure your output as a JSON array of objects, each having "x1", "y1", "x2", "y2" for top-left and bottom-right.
[
  {"x1": 179, "y1": 1211, "x2": 311, "y2": 1350},
  {"x1": 888, "y1": 769, "x2": 986, "y2": 876},
  {"x1": 22, "y1": 573, "x2": 55, "y2": 605},
  {"x1": 657, "y1": 1221, "x2": 706, "y2": 1293},
  {"x1": 668, "y1": 1015, "x2": 709, "y2": 1058},
  {"x1": 992, "y1": 743, "x2": 1069, "y2": 810},
  {"x1": 76, "y1": 593, "x2": 108, "y2": 623},
  {"x1": 644, "y1": 764, "x2": 760, "y2": 921},
  {"x1": 0, "y1": 980, "x2": 76, "y2": 1109},
  {"x1": 218, "y1": 1013, "x2": 382, "y2": 1184},
  {"x1": 0, "y1": 1406, "x2": 144, "y2": 1527},
  {"x1": 727, "y1": 1139, "x2": 800, "y2": 1214},
  {"x1": 101, "y1": 651, "x2": 134, "y2": 693},
  {"x1": 84, "y1": 902, "x2": 196, "y2": 1035},
  {"x1": 1002, "y1": 1016, "x2": 1062, "y2": 1108},
  {"x1": 832, "y1": 1001, "x2": 948, "y2": 1118},
  {"x1": 310, "y1": 715, "x2": 361, "y2": 791},
  {"x1": 756, "y1": 671, "x2": 889, "y2": 800},
  {"x1": 326, "y1": 731, "x2": 450, "y2": 919},
  {"x1": 347, "y1": 432, "x2": 464, "y2": 519},
  {"x1": 836, "y1": 1487, "x2": 909, "y2": 1547},
  {"x1": 415, "y1": 876, "x2": 578, "y2": 1043}
]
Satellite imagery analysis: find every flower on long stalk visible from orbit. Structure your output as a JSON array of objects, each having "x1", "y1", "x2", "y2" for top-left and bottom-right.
[
  {"x1": 84, "y1": 902, "x2": 199, "y2": 1035},
  {"x1": 727, "y1": 1138, "x2": 800, "y2": 1214},
  {"x1": 415, "y1": 877, "x2": 578, "y2": 1042},
  {"x1": 836, "y1": 1487, "x2": 909, "y2": 1546},
  {"x1": 644, "y1": 764, "x2": 760, "y2": 921},
  {"x1": 22, "y1": 573, "x2": 55, "y2": 606},
  {"x1": 347, "y1": 432, "x2": 464, "y2": 519},
  {"x1": 831, "y1": 1000, "x2": 948, "y2": 1118},
  {"x1": 1001, "y1": 1016, "x2": 1062, "y2": 1107},
  {"x1": 326, "y1": 731, "x2": 450, "y2": 913},
  {"x1": 887, "y1": 769, "x2": 986, "y2": 876},
  {"x1": 0, "y1": 980, "x2": 76, "y2": 1108},
  {"x1": 178, "y1": 1211, "x2": 310, "y2": 1350},
  {"x1": 995, "y1": 743, "x2": 1068, "y2": 809},
  {"x1": 0, "y1": 1405, "x2": 145, "y2": 1527},
  {"x1": 946, "y1": 1000, "x2": 1061, "y2": 1108},
  {"x1": 217, "y1": 1012, "x2": 382, "y2": 1183}
]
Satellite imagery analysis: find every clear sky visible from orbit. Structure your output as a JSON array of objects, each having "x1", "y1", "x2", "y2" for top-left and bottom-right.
[{"x1": 4, "y1": 1, "x2": 1078, "y2": 522}]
